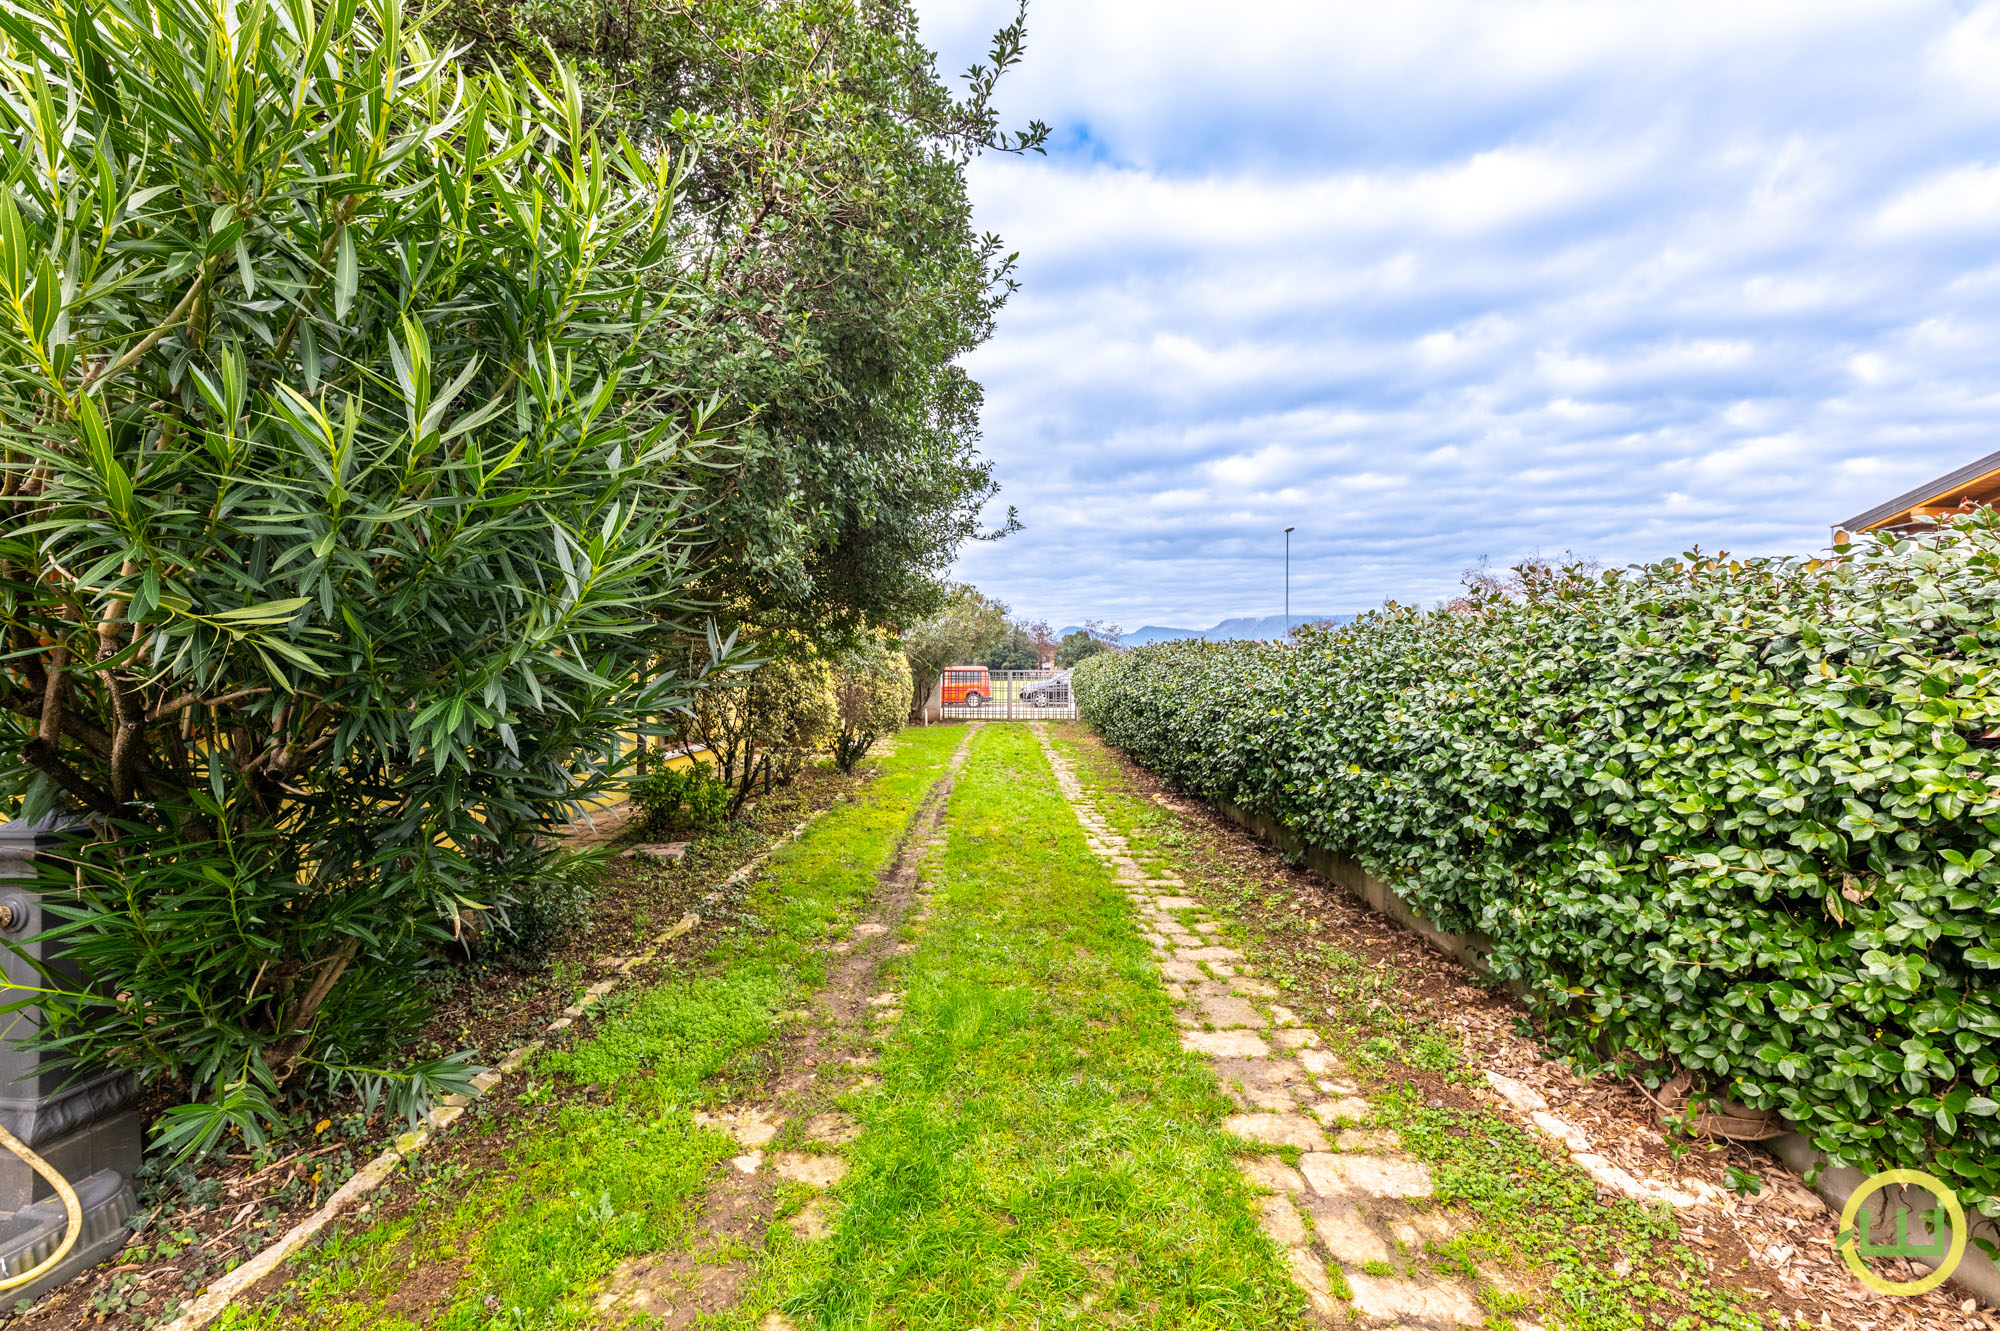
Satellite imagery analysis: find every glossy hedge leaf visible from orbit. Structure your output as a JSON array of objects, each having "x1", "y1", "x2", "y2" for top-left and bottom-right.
[{"x1": 1076, "y1": 528, "x2": 2000, "y2": 1216}]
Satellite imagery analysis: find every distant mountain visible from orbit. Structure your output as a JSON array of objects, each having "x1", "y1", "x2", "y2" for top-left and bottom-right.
[{"x1": 1058, "y1": 614, "x2": 1354, "y2": 647}]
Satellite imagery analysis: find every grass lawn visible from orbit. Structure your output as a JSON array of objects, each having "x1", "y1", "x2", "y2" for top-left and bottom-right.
[
  {"x1": 213, "y1": 717, "x2": 1776, "y2": 1331},
  {"x1": 758, "y1": 722, "x2": 1301, "y2": 1329}
]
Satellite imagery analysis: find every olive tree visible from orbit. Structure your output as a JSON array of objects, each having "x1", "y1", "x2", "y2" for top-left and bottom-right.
[
  {"x1": 434, "y1": 0, "x2": 1048, "y2": 639},
  {"x1": 982, "y1": 625, "x2": 1039, "y2": 671},
  {"x1": 0, "y1": 0, "x2": 732, "y2": 1149},
  {"x1": 1056, "y1": 631, "x2": 1108, "y2": 668}
]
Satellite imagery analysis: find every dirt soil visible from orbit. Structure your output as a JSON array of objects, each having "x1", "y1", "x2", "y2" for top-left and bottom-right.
[
  {"x1": 1075, "y1": 728, "x2": 1996, "y2": 1331},
  {"x1": 6, "y1": 764, "x2": 866, "y2": 1331}
]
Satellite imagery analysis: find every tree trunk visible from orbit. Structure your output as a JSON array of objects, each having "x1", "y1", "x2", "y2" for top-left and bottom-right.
[{"x1": 265, "y1": 934, "x2": 363, "y2": 1081}]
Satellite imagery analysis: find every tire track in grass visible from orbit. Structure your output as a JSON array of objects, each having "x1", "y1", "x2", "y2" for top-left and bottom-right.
[
  {"x1": 589, "y1": 725, "x2": 979, "y2": 1327},
  {"x1": 760, "y1": 721, "x2": 1302, "y2": 1329}
]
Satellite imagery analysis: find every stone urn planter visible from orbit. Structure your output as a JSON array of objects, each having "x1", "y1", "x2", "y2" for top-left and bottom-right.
[{"x1": 0, "y1": 815, "x2": 140, "y2": 1300}]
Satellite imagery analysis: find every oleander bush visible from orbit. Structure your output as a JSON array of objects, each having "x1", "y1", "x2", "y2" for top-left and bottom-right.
[
  {"x1": 0, "y1": 0, "x2": 733, "y2": 1151},
  {"x1": 1077, "y1": 523, "x2": 2000, "y2": 1220}
]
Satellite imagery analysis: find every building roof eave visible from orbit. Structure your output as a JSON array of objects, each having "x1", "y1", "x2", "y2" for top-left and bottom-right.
[{"x1": 1837, "y1": 446, "x2": 2000, "y2": 534}]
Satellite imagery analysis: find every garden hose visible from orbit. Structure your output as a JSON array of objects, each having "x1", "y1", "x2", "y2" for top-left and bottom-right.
[{"x1": 0, "y1": 1120, "x2": 82, "y2": 1292}]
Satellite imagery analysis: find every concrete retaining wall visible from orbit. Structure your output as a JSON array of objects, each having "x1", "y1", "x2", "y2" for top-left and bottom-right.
[{"x1": 1212, "y1": 798, "x2": 2000, "y2": 1308}]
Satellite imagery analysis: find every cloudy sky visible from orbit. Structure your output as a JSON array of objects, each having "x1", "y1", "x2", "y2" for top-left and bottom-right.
[{"x1": 909, "y1": 0, "x2": 2000, "y2": 631}]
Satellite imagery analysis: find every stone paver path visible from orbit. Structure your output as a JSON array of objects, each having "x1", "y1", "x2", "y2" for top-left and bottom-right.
[{"x1": 1036, "y1": 726, "x2": 1488, "y2": 1328}]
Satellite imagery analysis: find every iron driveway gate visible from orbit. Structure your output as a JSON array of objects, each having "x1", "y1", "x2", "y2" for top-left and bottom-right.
[{"x1": 938, "y1": 668, "x2": 1076, "y2": 721}]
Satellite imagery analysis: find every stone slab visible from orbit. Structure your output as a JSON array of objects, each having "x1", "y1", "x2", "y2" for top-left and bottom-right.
[
  {"x1": 695, "y1": 1106, "x2": 782, "y2": 1147},
  {"x1": 1568, "y1": 1152, "x2": 1703, "y2": 1208},
  {"x1": 771, "y1": 1153, "x2": 848, "y2": 1187},
  {"x1": 622, "y1": 841, "x2": 689, "y2": 861},
  {"x1": 1300, "y1": 1152, "x2": 1434, "y2": 1200},
  {"x1": 1310, "y1": 1097, "x2": 1374, "y2": 1125},
  {"x1": 787, "y1": 1198, "x2": 834, "y2": 1240},
  {"x1": 1258, "y1": 1194, "x2": 1307, "y2": 1247},
  {"x1": 1305, "y1": 1195, "x2": 1390, "y2": 1265},
  {"x1": 1224, "y1": 1113, "x2": 1330, "y2": 1151},
  {"x1": 1390, "y1": 1211, "x2": 1459, "y2": 1247},
  {"x1": 804, "y1": 1113, "x2": 860, "y2": 1145},
  {"x1": 1335, "y1": 1128, "x2": 1402, "y2": 1153},
  {"x1": 1531, "y1": 1110, "x2": 1591, "y2": 1153},
  {"x1": 1181, "y1": 1029, "x2": 1271, "y2": 1058},
  {"x1": 1484, "y1": 1069, "x2": 1548, "y2": 1113},
  {"x1": 1195, "y1": 993, "x2": 1267, "y2": 1028},
  {"x1": 1174, "y1": 946, "x2": 1242, "y2": 963},
  {"x1": 1295, "y1": 1048, "x2": 1342, "y2": 1076},
  {"x1": 1284, "y1": 1246, "x2": 1341, "y2": 1319},
  {"x1": 1212, "y1": 1056, "x2": 1308, "y2": 1111},
  {"x1": 1237, "y1": 1154, "x2": 1308, "y2": 1194},
  {"x1": 1343, "y1": 1272, "x2": 1485, "y2": 1325}
]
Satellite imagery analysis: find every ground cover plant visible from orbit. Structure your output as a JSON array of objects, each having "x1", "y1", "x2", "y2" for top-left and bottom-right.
[
  {"x1": 754, "y1": 722, "x2": 1301, "y2": 1328},
  {"x1": 206, "y1": 724, "x2": 968, "y2": 1331},
  {"x1": 1075, "y1": 523, "x2": 2000, "y2": 1224}
]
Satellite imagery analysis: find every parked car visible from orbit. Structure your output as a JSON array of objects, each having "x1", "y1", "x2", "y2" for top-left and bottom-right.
[
  {"x1": 1022, "y1": 669, "x2": 1072, "y2": 707},
  {"x1": 942, "y1": 664, "x2": 992, "y2": 707}
]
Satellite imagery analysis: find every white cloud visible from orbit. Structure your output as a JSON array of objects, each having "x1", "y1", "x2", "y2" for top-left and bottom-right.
[
  {"x1": 1875, "y1": 163, "x2": 2000, "y2": 237},
  {"x1": 914, "y1": 0, "x2": 2000, "y2": 626}
]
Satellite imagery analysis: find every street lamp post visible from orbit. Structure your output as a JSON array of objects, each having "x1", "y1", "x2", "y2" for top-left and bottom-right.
[{"x1": 1284, "y1": 526, "x2": 1295, "y2": 639}]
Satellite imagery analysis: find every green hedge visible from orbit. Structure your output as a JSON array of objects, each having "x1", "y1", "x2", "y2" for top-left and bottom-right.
[{"x1": 1075, "y1": 526, "x2": 2000, "y2": 1218}]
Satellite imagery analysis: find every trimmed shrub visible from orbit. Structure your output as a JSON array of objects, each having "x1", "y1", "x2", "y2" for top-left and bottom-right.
[
  {"x1": 668, "y1": 641, "x2": 837, "y2": 812},
  {"x1": 1077, "y1": 526, "x2": 2000, "y2": 1220},
  {"x1": 631, "y1": 765, "x2": 731, "y2": 837},
  {"x1": 832, "y1": 639, "x2": 911, "y2": 774}
]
